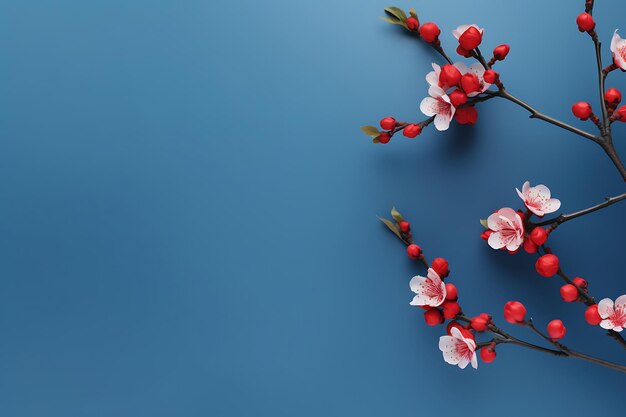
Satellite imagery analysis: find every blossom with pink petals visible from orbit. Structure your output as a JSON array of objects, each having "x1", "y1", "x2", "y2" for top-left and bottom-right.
[
  {"x1": 610, "y1": 30, "x2": 626, "y2": 71},
  {"x1": 438, "y1": 326, "x2": 478, "y2": 369},
  {"x1": 409, "y1": 268, "x2": 446, "y2": 307},
  {"x1": 516, "y1": 181, "x2": 561, "y2": 217},
  {"x1": 598, "y1": 295, "x2": 626, "y2": 332},
  {"x1": 420, "y1": 85, "x2": 455, "y2": 131},
  {"x1": 487, "y1": 208, "x2": 524, "y2": 251},
  {"x1": 452, "y1": 24, "x2": 484, "y2": 41}
]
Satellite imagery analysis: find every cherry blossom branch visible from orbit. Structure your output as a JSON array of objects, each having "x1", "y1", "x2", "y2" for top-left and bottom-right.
[{"x1": 532, "y1": 191, "x2": 626, "y2": 228}]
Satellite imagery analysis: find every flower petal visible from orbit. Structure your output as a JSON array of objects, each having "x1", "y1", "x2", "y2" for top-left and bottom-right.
[
  {"x1": 598, "y1": 298, "x2": 615, "y2": 319},
  {"x1": 420, "y1": 97, "x2": 438, "y2": 117},
  {"x1": 615, "y1": 294, "x2": 626, "y2": 308}
]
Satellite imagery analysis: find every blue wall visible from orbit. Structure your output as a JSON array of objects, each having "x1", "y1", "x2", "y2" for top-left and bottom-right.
[{"x1": 1, "y1": 0, "x2": 625, "y2": 415}]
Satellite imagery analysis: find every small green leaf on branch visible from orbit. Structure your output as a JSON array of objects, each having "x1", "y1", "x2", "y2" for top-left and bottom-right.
[
  {"x1": 360, "y1": 125, "x2": 380, "y2": 137},
  {"x1": 391, "y1": 206, "x2": 404, "y2": 223},
  {"x1": 480, "y1": 219, "x2": 489, "y2": 229},
  {"x1": 378, "y1": 216, "x2": 403, "y2": 240}
]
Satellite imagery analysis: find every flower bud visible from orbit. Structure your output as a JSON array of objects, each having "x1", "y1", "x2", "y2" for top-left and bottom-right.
[
  {"x1": 493, "y1": 44, "x2": 510, "y2": 60},
  {"x1": 403, "y1": 123, "x2": 422, "y2": 138},
  {"x1": 460, "y1": 73, "x2": 481, "y2": 94},
  {"x1": 480, "y1": 229, "x2": 492, "y2": 241},
  {"x1": 576, "y1": 12, "x2": 595, "y2": 32},
  {"x1": 529, "y1": 227, "x2": 548, "y2": 245},
  {"x1": 535, "y1": 254, "x2": 559, "y2": 277},
  {"x1": 424, "y1": 308, "x2": 444, "y2": 326},
  {"x1": 458, "y1": 26, "x2": 482, "y2": 50},
  {"x1": 419, "y1": 22, "x2": 440, "y2": 43},
  {"x1": 572, "y1": 102, "x2": 593, "y2": 119},
  {"x1": 456, "y1": 45, "x2": 472, "y2": 57},
  {"x1": 480, "y1": 346, "x2": 496, "y2": 363},
  {"x1": 380, "y1": 116, "x2": 396, "y2": 130},
  {"x1": 584, "y1": 304, "x2": 602, "y2": 325},
  {"x1": 605, "y1": 88, "x2": 622, "y2": 105},
  {"x1": 503, "y1": 301, "x2": 527, "y2": 324},
  {"x1": 407, "y1": 244, "x2": 422, "y2": 259},
  {"x1": 560, "y1": 284, "x2": 578, "y2": 302},
  {"x1": 399, "y1": 221, "x2": 410, "y2": 233},
  {"x1": 454, "y1": 107, "x2": 478, "y2": 125},
  {"x1": 616, "y1": 106, "x2": 626, "y2": 121},
  {"x1": 439, "y1": 64, "x2": 462, "y2": 87},
  {"x1": 523, "y1": 238, "x2": 538, "y2": 254},
  {"x1": 442, "y1": 300, "x2": 461, "y2": 319},
  {"x1": 449, "y1": 89, "x2": 468, "y2": 107},
  {"x1": 406, "y1": 16, "x2": 419, "y2": 31},
  {"x1": 483, "y1": 69, "x2": 499, "y2": 84},
  {"x1": 547, "y1": 319, "x2": 566, "y2": 340},
  {"x1": 431, "y1": 257, "x2": 449, "y2": 278},
  {"x1": 572, "y1": 277, "x2": 588, "y2": 289},
  {"x1": 445, "y1": 283, "x2": 458, "y2": 301},
  {"x1": 470, "y1": 314, "x2": 490, "y2": 332},
  {"x1": 377, "y1": 133, "x2": 391, "y2": 144}
]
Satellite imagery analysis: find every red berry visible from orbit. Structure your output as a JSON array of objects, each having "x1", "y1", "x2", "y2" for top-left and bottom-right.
[
  {"x1": 616, "y1": 106, "x2": 626, "y2": 122},
  {"x1": 480, "y1": 229, "x2": 492, "y2": 241},
  {"x1": 547, "y1": 319, "x2": 566, "y2": 339},
  {"x1": 493, "y1": 44, "x2": 510, "y2": 60},
  {"x1": 576, "y1": 12, "x2": 595, "y2": 32},
  {"x1": 403, "y1": 123, "x2": 422, "y2": 138},
  {"x1": 449, "y1": 89, "x2": 468, "y2": 107},
  {"x1": 445, "y1": 283, "x2": 458, "y2": 301},
  {"x1": 483, "y1": 69, "x2": 499, "y2": 84},
  {"x1": 605, "y1": 88, "x2": 622, "y2": 105},
  {"x1": 470, "y1": 315, "x2": 490, "y2": 332},
  {"x1": 560, "y1": 284, "x2": 578, "y2": 302},
  {"x1": 572, "y1": 102, "x2": 592, "y2": 119},
  {"x1": 431, "y1": 257, "x2": 449, "y2": 278},
  {"x1": 458, "y1": 26, "x2": 482, "y2": 50},
  {"x1": 442, "y1": 300, "x2": 461, "y2": 319},
  {"x1": 536, "y1": 254, "x2": 559, "y2": 277},
  {"x1": 529, "y1": 227, "x2": 548, "y2": 245},
  {"x1": 380, "y1": 117, "x2": 396, "y2": 130},
  {"x1": 407, "y1": 244, "x2": 422, "y2": 260},
  {"x1": 456, "y1": 45, "x2": 472, "y2": 57},
  {"x1": 584, "y1": 304, "x2": 602, "y2": 325},
  {"x1": 523, "y1": 238, "x2": 538, "y2": 254},
  {"x1": 503, "y1": 301, "x2": 527, "y2": 324},
  {"x1": 399, "y1": 221, "x2": 410, "y2": 233},
  {"x1": 480, "y1": 346, "x2": 496, "y2": 363},
  {"x1": 460, "y1": 73, "x2": 481, "y2": 94},
  {"x1": 377, "y1": 133, "x2": 391, "y2": 144},
  {"x1": 419, "y1": 22, "x2": 440, "y2": 43},
  {"x1": 573, "y1": 277, "x2": 588, "y2": 289},
  {"x1": 454, "y1": 107, "x2": 478, "y2": 125},
  {"x1": 406, "y1": 16, "x2": 419, "y2": 31},
  {"x1": 439, "y1": 64, "x2": 462, "y2": 87}
]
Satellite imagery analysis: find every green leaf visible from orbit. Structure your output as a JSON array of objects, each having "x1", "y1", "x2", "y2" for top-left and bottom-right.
[
  {"x1": 378, "y1": 216, "x2": 402, "y2": 240},
  {"x1": 384, "y1": 6, "x2": 407, "y2": 22},
  {"x1": 380, "y1": 17, "x2": 406, "y2": 27},
  {"x1": 391, "y1": 206, "x2": 404, "y2": 223},
  {"x1": 360, "y1": 125, "x2": 380, "y2": 137},
  {"x1": 409, "y1": 7, "x2": 417, "y2": 18},
  {"x1": 480, "y1": 219, "x2": 489, "y2": 229},
  {"x1": 372, "y1": 137, "x2": 380, "y2": 144}
]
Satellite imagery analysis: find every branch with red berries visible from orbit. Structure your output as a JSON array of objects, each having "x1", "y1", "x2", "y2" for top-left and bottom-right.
[
  {"x1": 380, "y1": 207, "x2": 626, "y2": 372},
  {"x1": 361, "y1": 5, "x2": 626, "y2": 181}
]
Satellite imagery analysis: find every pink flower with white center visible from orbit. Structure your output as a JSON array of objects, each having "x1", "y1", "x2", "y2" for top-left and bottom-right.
[
  {"x1": 515, "y1": 181, "x2": 561, "y2": 217},
  {"x1": 438, "y1": 326, "x2": 478, "y2": 369},
  {"x1": 452, "y1": 24, "x2": 484, "y2": 41},
  {"x1": 420, "y1": 85, "x2": 455, "y2": 131},
  {"x1": 487, "y1": 208, "x2": 524, "y2": 251},
  {"x1": 409, "y1": 267, "x2": 446, "y2": 307},
  {"x1": 598, "y1": 295, "x2": 626, "y2": 332},
  {"x1": 453, "y1": 62, "x2": 492, "y2": 97},
  {"x1": 610, "y1": 30, "x2": 626, "y2": 71}
]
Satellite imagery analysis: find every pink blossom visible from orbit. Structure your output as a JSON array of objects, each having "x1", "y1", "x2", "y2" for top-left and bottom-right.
[
  {"x1": 420, "y1": 85, "x2": 455, "y2": 131},
  {"x1": 598, "y1": 295, "x2": 626, "y2": 332},
  {"x1": 487, "y1": 208, "x2": 524, "y2": 251},
  {"x1": 409, "y1": 268, "x2": 446, "y2": 307},
  {"x1": 610, "y1": 30, "x2": 626, "y2": 71},
  {"x1": 452, "y1": 24, "x2": 484, "y2": 41},
  {"x1": 438, "y1": 327, "x2": 478, "y2": 369},
  {"x1": 516, "y1": 181, "x2": 561, "y2": 217}
]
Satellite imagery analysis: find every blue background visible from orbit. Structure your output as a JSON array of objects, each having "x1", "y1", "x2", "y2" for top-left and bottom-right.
[{"x1": 1, "y1": 0, "x2": 625, "y2": 415}]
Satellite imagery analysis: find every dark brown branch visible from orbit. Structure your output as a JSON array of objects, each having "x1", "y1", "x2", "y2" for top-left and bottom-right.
[{"x1": 533, "y1": 191, "x2": 626, "y2": 227}]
